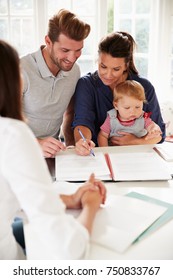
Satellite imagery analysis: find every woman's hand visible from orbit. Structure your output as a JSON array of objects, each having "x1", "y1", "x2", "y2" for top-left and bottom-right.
[
  {"x1": 75, "y1": 138, "x2": 95, "y2": 156},
  {"x1": 80, "y1": 187, "x2": 103, "y2": 212},
  {"x1": 87, "y1": 173, "x2": 106, "y2": 204},
  {"x1": 109, "y1": 132, "x2": 138, "y2": 145},
  {"x1": 61, "y1": 174, "x2": 106, "y2": 209},
  {"x1": 110, "y1": 130, "x2": 162, "y2": 145}
]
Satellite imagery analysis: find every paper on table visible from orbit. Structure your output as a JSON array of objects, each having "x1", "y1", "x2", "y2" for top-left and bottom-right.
[
  {"x1": 56, "y1": 150, "x2": 111, "y2": 181},
  {"x1": 107, "y1": 151, "x2": 171, "y2": 181},
  {"x1": 154, "y1": 142, "x2": 173, "y2": 162},
  {"x1": 126, "y1": 191, "x2": 173, "y2": 241},
  {"x1": 91, "y1": 195, "x2": 167, "y2": 253},
  {"x1": 55, "y1": 148, "x2": 171, "y2": 182}
]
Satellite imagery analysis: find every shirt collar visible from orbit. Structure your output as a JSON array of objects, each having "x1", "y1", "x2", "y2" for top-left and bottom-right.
[{"x1": 35, "y1": 46, "x2": 69, "y2": 79}]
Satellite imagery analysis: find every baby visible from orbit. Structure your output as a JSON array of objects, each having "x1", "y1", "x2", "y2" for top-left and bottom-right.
[{"x1": 98, "y1": 80, "x2": 162, "y2": 146}]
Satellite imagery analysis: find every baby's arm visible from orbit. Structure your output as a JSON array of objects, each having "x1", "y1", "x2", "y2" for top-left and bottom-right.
[
  {"x1": 146, "y1": 121, "x2": 162, "y2": 137},
  {"x1": 98, "y1": 130, "x2": 109, "y2": 146},
  {"x1": 98, "y1": 115, "x2": 111, "y2": 146}
]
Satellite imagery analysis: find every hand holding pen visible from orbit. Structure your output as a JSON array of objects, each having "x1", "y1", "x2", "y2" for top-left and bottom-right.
[{"x1": 76, "y1": 128, "x2": 95, "y2": 156}]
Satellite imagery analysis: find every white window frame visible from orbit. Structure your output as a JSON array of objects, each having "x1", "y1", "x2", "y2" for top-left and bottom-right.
[
  {"x1": 0, "y1": 0, "x2": 107, "y2": 73},
  {"x1": 1, "y1": 0, "x2": 172, "y2": 100},
  {"x1": 113, "y1": 0, "x2": 173, "y2": 101},
  {"x1": 148, "y1": 0, "x2": 173, "y2": 101}
]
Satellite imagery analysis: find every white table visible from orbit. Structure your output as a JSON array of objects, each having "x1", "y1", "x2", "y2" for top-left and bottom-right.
[{"x1": 24, "y1": 144, "x2": 173, "y2": 260}]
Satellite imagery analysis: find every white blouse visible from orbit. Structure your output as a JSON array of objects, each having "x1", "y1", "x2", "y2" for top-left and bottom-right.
[{"x1": 0, "y1": 117, "x2": 89, "y2": 259}]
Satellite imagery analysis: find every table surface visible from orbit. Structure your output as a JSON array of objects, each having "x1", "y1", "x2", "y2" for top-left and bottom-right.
[{"x1": 26, "y1": 144, "x2": 173, "y2": 260}]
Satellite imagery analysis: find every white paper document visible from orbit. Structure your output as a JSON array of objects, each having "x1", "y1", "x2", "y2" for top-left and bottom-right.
[
  {"x1": 154, "y1": 142, "x2": 173, "y2": 162},
  {"x1": 91, "y1": 194, "x2": 167, "y2": 253},
  {"x1": 56, "y1": 150, "x2": 111, "y2": 181},
  {"x1": 107, "y1": 151, "x2": 171, "y2": 181},
  {"x1": 56, "y1": 148, "x2": 171, "y2": 182}
]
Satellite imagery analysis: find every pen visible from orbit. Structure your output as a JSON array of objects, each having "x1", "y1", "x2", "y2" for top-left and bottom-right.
[{"x1": 78, "y1": 128, "x2": 95, "y2": 157}]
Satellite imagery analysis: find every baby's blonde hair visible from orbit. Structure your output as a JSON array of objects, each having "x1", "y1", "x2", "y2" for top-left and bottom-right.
[{"x1": 113, "y1": 80, "x2": 147, "y2": 103}]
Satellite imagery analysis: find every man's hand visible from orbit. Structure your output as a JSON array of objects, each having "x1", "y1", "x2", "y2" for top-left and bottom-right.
[{"x1": 37, "y1": 136, "x2": 66, "y2": 158}]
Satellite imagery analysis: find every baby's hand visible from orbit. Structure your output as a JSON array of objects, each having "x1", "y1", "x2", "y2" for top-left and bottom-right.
[{"x1": 146, "y1": 124, "x2": 162, "y2": 139}]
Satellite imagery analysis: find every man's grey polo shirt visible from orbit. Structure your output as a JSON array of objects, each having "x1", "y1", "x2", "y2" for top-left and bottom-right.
[{"x1": 21, "y1": 46, "x2": 80, "y2": 138}]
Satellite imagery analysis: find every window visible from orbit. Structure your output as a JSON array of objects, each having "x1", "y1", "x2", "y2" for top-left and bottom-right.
[
  {"x1": 0, "y1": 0, "x2": 173, "y2": 99},
  {"x1": 0, "y1": 0, "x2": 103, "y2": 74},
  {"x1": 113, "y1": 0, "x2": 151, "y2": 78},
  {"x1": 0, "y1": 0, "x2": 37, "y2": 55},
  {"x1": 112, "y1": 0, "x2": 173, "y2": 100},
  {"x1": 171, "y1": 16, "x2": 173, "y2": 90}
]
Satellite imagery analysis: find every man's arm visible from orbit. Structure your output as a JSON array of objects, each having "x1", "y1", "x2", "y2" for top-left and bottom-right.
[{"x1": 61, "y1": 96, "x2": 75, "y2": 146}]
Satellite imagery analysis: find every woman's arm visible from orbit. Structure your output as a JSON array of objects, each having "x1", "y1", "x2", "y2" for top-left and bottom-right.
[
  {"x1": 74, "y1": 125, "x2": 92, "y2": 143},
  {"x1": 3, "y1": 122, "x2": 101, "y2": 259},
  {"x1": 77, "y1": 189, "x2": 103, "y2": 234},
  {"x1": 72, "y1": 74, "x2": 99, "y2": 153},
  {"x1": 141, "y1": 78, "x2": 166, "y2": 142},
  {"x1": 60, "y1": 174, "x2": 106, "y2": 234},
  {"x1": 110, "y1": 132, "x2": 162, "y2": 146}
]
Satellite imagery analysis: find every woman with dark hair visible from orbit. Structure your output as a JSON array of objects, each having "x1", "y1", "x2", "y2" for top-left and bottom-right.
[
  {"x1": 0, "y1": 41, "x2": 23, "y2": 120},
  {"x1": 72, "y1": 32, "x2": 165, "y2": 156},
  {"x1": 0, "y1": 40, "x2": 106, "y2": 259}
]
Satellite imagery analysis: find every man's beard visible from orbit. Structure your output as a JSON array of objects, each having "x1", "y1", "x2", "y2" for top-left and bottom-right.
[{"x1": 50, "y1": 52, "x2": 74, "y2": 72}]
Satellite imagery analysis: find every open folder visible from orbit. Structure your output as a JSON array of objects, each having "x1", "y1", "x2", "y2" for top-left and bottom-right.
[
  {"x1": 55, "y1": 148, "x2": 171, "y2": 182},
  {"x1": 126, "y1": 192, "x2": 173, "y2": 242},
  {"x1": 91, "y1": 194, "x2": 167, "y2": 253}
]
